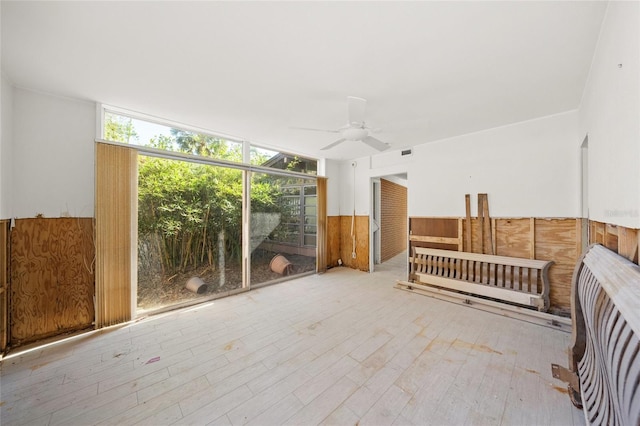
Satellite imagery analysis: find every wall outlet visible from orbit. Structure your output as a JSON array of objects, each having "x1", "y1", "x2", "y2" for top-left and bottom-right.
[{"x1": 352, "y1": 252, "x2": 356, "y2": 259}]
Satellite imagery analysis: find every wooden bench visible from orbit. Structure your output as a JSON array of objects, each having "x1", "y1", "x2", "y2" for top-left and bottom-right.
[
  {"x1": 552, "y1": 244, "x2": 640, "y2": 425},
  {"x1": 406, "y1": 247, "x2": 553, "y2": 312}
]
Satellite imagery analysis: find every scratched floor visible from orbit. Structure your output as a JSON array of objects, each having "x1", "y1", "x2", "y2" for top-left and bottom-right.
[{"x1": 0, "y1": 252, "x2": 584, "y2": 425}]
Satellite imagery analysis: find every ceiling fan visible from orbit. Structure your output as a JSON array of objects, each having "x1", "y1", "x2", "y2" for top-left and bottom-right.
[{"x1": 293, "y1": 96, "x2": 390, "y2": 152}]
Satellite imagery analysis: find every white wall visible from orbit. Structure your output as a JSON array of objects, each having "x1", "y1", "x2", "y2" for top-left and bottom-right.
[
  {"x1": 335, "y1": 149, "x2": 414, "y2": 216},
  {"x1": 579, "y1": 1, "x2": 640, "y2": 229},
  {"x1": 12, "y1": 88, "x2": 95, "y2": 218},
  {"x1": 324, "y1": 159, "x2": 341, "y2": 216},
  {"x1": 0, "y1": 75, "x2": 14, "y2": 219},
  {"x1": 330, "y1": 110, "x2": 580, "y2": 219},
  {"x1": 409, "y1": 111, "x2": 580, "y2": 217}
]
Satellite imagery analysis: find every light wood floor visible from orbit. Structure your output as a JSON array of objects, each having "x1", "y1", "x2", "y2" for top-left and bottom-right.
[{"x1": 1, "y1": 253, "x2": 584, "y2": 425}]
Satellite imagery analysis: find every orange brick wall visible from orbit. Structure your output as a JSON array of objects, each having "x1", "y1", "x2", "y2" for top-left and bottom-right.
[{"x1": 381, "y1": 179, "x2": 407, "y2": 262}]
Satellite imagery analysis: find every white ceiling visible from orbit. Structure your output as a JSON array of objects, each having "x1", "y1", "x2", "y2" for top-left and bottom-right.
[{"x1": 1, "y1": 1, "x2": 607, "y2": 160}]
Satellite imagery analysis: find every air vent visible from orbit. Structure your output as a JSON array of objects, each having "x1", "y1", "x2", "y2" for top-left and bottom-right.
[{"x1": 401, "y1": 149, "x2": 412, "y2": 156}]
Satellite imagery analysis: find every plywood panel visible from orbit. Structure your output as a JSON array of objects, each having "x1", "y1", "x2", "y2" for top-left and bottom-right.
[
  {"x1": 494, "y1": 218, "x2": 531, "y2": 259},
  {"x1": 327, "y1": 216, "x2": 341, "y2": 268},
  {"x1": 534, "y1": 218, "x2": 578, "y2": 314},
  {"x1": 340, "y1": 215, "x2": 369, "y2": 271},
  {"x1": 0, "y1": 220, "x2": 9, "y2": 353},
  {"x1": 10, "y1": 218, "x2": 94, "y2": 345}
]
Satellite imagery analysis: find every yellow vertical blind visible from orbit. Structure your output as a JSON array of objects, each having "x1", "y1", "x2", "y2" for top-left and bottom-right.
[
  {"x1": 316, "y1": 177, "x2": 328, "y2": 273},
  {"x1": 95, "y1": 142, "x2": 137, "y2": 328}
]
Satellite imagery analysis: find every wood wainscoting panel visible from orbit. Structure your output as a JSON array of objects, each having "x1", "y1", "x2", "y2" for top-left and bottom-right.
[
  {"x1": 494, "y1": 218, "x2": 533, "y2": 259},
  {"x1": 340, "y1": 215, "x2": 369, "y2": 271},
  {"x1": 327, "y1": 216, "x2": 341, "y2": 268},
  {"x1": 534, "y1": 218, "x2": 579, "y2": 314},
  {"x1": 410, "y1": 217, "x2": 460, "y2": 251},
  {"x1": 0, "y1": 219, "x2": 9, "y2": 353},
  {"x1": 410, "y1": 216, "x2": 584, "y2": 314},
  {"x1": 10, "y1": 218, "x2": 94, "y2": 345}
]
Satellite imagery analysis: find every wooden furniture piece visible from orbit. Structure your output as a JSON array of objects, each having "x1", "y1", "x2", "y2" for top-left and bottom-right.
[
  {"x1": 405, "y1": 247, "x2": 552, "y2": 311},
  {"x1": 553, "y1": 244, "x2": 640, "y2": 425}
]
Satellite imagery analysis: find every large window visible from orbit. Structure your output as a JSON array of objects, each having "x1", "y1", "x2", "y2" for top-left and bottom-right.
[
  {"x1": 104, "y1": 110, "x2": 243, "y2": 162},
  {"x1": 104, "y1": 109, "x2": 318, "y2": 174},
  {"x1": 100, "y1": 107, "x2": 321, "y2": 315},
  {"x1": 250, "y1": 146, "x2": 317, "y2": 175}
]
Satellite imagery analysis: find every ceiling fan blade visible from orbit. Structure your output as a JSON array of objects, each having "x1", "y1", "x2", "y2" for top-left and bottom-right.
[
  {"x1": 347, "y1": 96, "x2": 366, "y2": 126},
  {"x1": 362, "y1": 136, "x2": 389, "y2": 151},
  {"x1": 290, "y1": 126, "x2": 340, "y2": 133},
  {"x1": 320, "y1": 138, "x2": 346, "y2": 150}
]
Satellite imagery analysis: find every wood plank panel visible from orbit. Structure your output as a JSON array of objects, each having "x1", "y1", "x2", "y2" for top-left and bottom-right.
[
  {"x1": 494, "y1": 218, "x2": 531, "y2": 259},
  {"x1": 340, "y1": 215, "x2": 369, "y2": 271},
  {"x1": 10, "y1": 218, "x2": 94, "y2": 345},
  {"x1": 464, "y1": 195, "x2": 472, "y2": 252},
  {"x1": 477, "y1": 196, "x2": 485, "y2": 253},
  {"x1": 327, "y1": 216, "x2": 341, "y2": 268},
  {"x1": 410, "y1": 217, "x2": 459, "y2": 251},
  {"x1": 480, "y1": 194, "x2": 494, "y2": 255},
  {"x1": 534, "y1": 218, "x2": 578, "y2": 315},
  {"x1": 0, "y1": 219, "x2": 9, "y2": 353}
]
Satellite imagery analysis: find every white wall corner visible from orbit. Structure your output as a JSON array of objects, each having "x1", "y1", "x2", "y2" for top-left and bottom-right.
[{"x1": 577, "y1": 1, "x2": 640, "y2": 228}]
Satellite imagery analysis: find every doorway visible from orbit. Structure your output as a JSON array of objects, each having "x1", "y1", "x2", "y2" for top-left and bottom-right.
[
  {"x1": 581, "y1": 135, "x2": 589, "y2": 253},
  {"x1": 370, "y1": 174, "x2": 408, "y2": 273}
]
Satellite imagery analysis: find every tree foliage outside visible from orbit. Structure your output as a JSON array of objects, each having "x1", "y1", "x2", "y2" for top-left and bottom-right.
[{"x1": 104, "y1": 112, "x2": 138, "y2": 143}]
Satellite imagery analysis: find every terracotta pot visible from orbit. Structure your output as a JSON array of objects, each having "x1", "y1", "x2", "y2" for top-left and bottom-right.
[
  {"x1": 185, "y1": 277, "x2": 208, "y2": 294},
  {"x1": 270, "y1": 254, "x2": 293, "y2": 275}
]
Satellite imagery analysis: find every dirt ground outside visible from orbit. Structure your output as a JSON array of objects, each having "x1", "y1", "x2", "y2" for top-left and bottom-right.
[{"x1": 137, "y1": 250, "x2": 316, "y2": 313}]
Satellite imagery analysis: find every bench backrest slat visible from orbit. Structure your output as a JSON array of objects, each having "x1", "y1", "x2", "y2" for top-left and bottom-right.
[
  {"x1": 410, "y1": 247, "x2": 552, "y2": 312},
  {"x1": 414, "y1": 246, "x2": 550, "y2": 269}
]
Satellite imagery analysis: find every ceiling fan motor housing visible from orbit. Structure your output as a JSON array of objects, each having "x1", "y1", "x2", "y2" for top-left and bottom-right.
[{"x1": 342, "y1": 127, "x2": 368, "y2": 141}]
